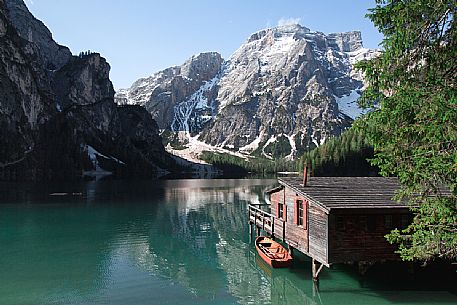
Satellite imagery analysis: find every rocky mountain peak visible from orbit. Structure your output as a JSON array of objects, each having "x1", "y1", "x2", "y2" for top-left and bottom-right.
[
  {"x1": 4, "y1": 0, "x2": 72, "y2": 70},
  {"x1": 247, "y1": 23, "x2": 311, "y2": 43},
  {"x1": 52, "y1": 53, "x2": 115, "y2": 111},
  {"x1": 276, "y1": 23, "x2": 311, "y2": 33},
  {"x1": 328, "y1": 31, "x2": 363, "y2": 52},
  {"x1": 115, "y1": 52, "x2": 224, "y2": 131},
  {"x1": 117, "y1": 23, "x2": 377, "y2": 161},
  {"x1": 180, "y1": 52, "x2": 223, "y2": 80}
]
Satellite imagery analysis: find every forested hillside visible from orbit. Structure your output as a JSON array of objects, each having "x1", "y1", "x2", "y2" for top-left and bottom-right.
[
  {"x1": 299, "y1": 128, "x2": 377, "y2": 176},
  {"x1": 200, "y1": 127, "x2": 377, "y2": 177}
]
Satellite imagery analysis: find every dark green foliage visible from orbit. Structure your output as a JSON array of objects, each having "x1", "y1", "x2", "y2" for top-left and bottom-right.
[
  {"x1": 200, "y1": 151, "x2": 296, "y2": 175},
  {"x1": 263, "y1": 135, "x2": 292, "y2": 158},
  {"x1": 357, "y1": 0, "x2": 457, "y2": 260},
  {"x1": 78, "y1": 50, "x2": 94, "y2": 58},
  {"x1": 294, "y1": 131, "x2": 317, "y2": 157},
  {"x1": 299, "y1": 128, "x2": 377, "y2": 176}
]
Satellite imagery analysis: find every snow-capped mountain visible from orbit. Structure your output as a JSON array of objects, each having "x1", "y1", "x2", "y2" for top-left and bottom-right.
[{"x1": 115, "y1": 24, "x2": 377, "y2": 160}]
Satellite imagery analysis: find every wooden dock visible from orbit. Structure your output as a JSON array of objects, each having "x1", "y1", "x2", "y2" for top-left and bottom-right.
[{"x1": 248, "y1": 204, "x2": 285, "y2": 241}]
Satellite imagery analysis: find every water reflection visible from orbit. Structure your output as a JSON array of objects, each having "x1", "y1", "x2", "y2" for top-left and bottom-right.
[
  {"x1": 110, "y1": 179, "x2": 277, "y2": 301},
  {"x1": 0, "y1": 179, "x2": 456, "y2": 305}
]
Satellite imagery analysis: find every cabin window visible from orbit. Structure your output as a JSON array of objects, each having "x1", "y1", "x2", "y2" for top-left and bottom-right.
[
  {"x1": 385, "y1": 215, "x2": 393, "y2": 229},
  {"x1": 336, "y1": 216, "x2": 345, "y2": 230},
  {"x1": 278, "y1": 203, "x2": 284, "y2": 220},
  {"x1": 294, "y1": 199, "x2": 307, "y2": 228},
  {"x1": 297, "y1": 200, "x2": 304, "y2": 226}
]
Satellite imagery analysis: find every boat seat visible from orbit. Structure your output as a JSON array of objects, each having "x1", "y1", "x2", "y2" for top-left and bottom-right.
[{"x1": 259, "y1": 244, "x2": 281, "y2": 259}]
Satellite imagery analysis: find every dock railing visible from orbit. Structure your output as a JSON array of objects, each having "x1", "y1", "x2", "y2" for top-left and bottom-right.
[{"x1": 248, "y1": 204, "x2": 285, "y2": 240}]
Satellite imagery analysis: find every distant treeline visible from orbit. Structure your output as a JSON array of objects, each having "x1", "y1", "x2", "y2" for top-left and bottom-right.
[
  {"x1": 200, "y1": 152, "x2": 295, "y2": 175},
  {"x1": 299, "y1": 128, "x2": 377, "y2": 176},
  {"x1": 78, "y1": 50, "x2": 95, "y2": 58},
  {"x1": 200, "y1": 128, "x2": 378, "y2": 177}
]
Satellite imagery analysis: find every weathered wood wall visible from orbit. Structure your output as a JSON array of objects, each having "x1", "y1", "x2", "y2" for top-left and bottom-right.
[
  {"x1": 308, "y1": 205, "x2": 328, "y2": 264},
  {"x1": 328, "y1": 208, "x2": 411, "y2": 263},
  {"x1": 270, "y1": 187, "x2": 328, "y2": 265}
]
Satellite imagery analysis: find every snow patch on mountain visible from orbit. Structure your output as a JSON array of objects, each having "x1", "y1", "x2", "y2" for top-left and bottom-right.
[
  {"x1": 86, "y1": 145, "x2": 125, "y2": 167},
  {"x1": 335, "y1": 89, "x2": 364, "y2": 119},
  {"x1": 171, "y1": 71, "x2": 221, "y2": 133},
  {"x1": 239, "y1": 132, "x2": 264, "y2": 154},
  {"x1": 262, "y1": 136, "x2": 277, "y2": 159},
  {"x1": 285, "y1": 134, "x2": 297, "y2": 161},
  {"x1": 165, "y1": 132, "x2": 250, "y2": 164},
  {"x1": 260, "y1": 34, "x2": 296, "y2": 73}
]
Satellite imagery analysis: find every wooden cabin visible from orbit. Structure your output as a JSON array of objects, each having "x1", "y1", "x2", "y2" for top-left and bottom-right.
[{"x1": 248, "y1": 177, "x2": 412, "y2": 280}]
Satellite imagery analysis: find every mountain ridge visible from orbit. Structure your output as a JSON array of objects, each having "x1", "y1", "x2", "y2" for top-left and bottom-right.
[
  {"x1": 116, "y1": 23, "x2": 377, "y2": 160},
  {"x1": 0, "y1": 0, "x2": 175, "y2": 181}
]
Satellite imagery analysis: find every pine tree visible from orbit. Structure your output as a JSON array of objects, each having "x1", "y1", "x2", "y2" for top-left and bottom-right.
[{"x1": 356, "y1": 0, "x2": 457, "y2": 261}]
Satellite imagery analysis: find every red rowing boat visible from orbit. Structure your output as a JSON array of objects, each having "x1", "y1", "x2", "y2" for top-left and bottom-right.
[{"x1": 255, "y1": 236, "x2": 293, "y2": 268}]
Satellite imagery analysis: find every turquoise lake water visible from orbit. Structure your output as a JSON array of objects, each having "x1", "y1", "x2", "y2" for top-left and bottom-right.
[{"x1": 0, "y1": 179, "x2": 456, "y2": 305}]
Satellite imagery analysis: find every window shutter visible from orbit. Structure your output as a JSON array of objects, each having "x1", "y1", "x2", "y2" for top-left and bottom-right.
[
  {"x1": 294, "y1": 199, "x2": 298, "y2": 225},
  {"x1": 276, "y1": 201, "x2": 279, "y2": 218},
  {"x1": 304, "y1": 200, "x2": 308, "y2": 229}
]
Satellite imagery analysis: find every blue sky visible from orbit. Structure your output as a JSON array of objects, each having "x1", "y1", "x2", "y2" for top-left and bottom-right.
[{"x1": 25, "y1": 0, "x2": 383, "y2": 90}]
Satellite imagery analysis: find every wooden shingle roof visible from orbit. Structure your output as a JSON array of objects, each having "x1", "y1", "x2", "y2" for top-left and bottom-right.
[{"x1": 278, "y1": 177, "x2": 409, "y2": 211}]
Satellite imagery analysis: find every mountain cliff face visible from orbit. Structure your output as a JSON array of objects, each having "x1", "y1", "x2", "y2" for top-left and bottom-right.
[
  {"x1": 117, "y1": 24, "x2": 377, "y2": 159},
  {"x1": 116, "y1": 52, "x2": 224, "y2": 132},
  {"x1": 5, "y1": 0, "x2": 71, "y2": 70},
  {"x1": 0, "y1": 0, "x2": 173, "y2": 181}
]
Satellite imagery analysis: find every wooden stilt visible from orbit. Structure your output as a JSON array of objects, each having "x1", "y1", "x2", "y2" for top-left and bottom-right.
[
  {"x1": 249, "y1": 223, "x2": 253, "y2": 242},
  {"x1": 312, "y1": 259, "x2": 317, "y2": 281},
  {"x1": 288, "y1": 244, "x2": 294, "y2": 257},
  {"x1": 256, "y1": 226, "x2": 261, "y2": 237},
  {"x1": 358, "y1": 261, "x2": 374, "y2": 276},
  {"x1": 312, "y1": 259, "x2": 324, "y2": 282},
  {"x1": 312, "y1": 279, "x2": 320, "y2": 294}
]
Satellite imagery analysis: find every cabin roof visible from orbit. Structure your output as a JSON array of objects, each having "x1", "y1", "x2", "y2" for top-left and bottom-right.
[
  {"x1": 265, "y1": 186, "x2": 283, "y2": 195},
  {"x1": 278, "y1": 177, "x2": 409, "y2": 211}
]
